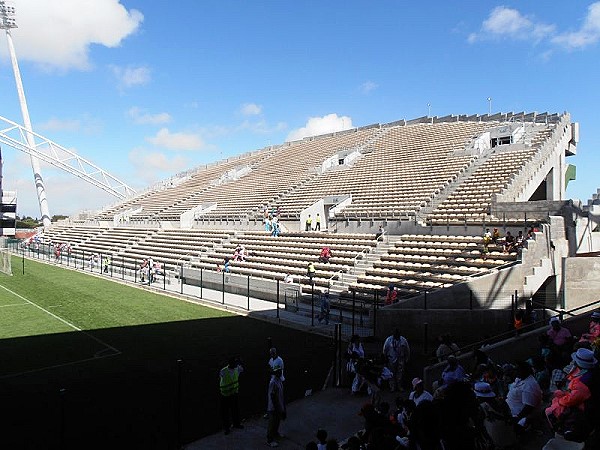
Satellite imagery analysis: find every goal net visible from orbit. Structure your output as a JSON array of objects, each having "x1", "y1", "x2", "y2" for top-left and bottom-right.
[{"x1": 0, "y1": 248, "x2": 12, "y2": 276}]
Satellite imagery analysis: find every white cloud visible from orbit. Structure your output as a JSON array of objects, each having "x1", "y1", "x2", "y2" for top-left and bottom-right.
[
  {"x1": 240, "y1": 103, "x2": 262, "y2": 116},
  {"x1": 238, "y1": 120, "x2": 287, "y2": 134},
  {"x1": 552, "y1": 2, "x2": 600, "y2": 49},
  {"x1": 128, "y1": 148, "x2": 189, "y2": 183},
  {"x1": 111, "y1": 65, "x2": 151, "y2": 89},
  {"x1": 469, "y1": 6, "x2": 554, "y2": 43},
  {"x1": 360, "y1": 81, "x2": 378, "y2": 94},
  {"x1": 146, "y1": 128, "x2": 204, "y2": 151},
  {"x1": 0, "y1": 0, "x2": 143, "y2": 71},
  {"x1": 37, "y1": 115, "x2": 102, "y2": 134},
  {"x1": 128, "y1": 107, "x2": 171, "y2": 125},
  {"x1": 37, "y1": 117, "x2": 81, "y2": 132},
  {"x1": 287, "y1": 114, "x2": 353, "y2": 141}
]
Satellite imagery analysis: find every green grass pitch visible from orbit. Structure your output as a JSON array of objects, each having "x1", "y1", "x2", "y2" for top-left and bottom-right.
[{"x1": 0, "y1": 256, "x2": 332, "y2": 449}]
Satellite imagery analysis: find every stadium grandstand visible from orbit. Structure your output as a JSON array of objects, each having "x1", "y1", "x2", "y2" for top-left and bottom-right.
[{"x1": 30, "y1": 111, "x2": 599, "y2": 321}]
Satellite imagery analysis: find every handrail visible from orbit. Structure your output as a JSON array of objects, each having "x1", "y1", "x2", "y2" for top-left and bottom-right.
[{"x1": 446, "y1": 297, "x2": 600, "y2": 359}]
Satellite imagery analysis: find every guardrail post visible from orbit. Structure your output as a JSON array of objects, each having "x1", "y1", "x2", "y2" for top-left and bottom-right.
[
  {"x1": 311, "y1": 287, "x2": 315, "y2": 326},
  {"x1": 247, "y1": 275, "x2": 250, "y2": 310},
  {"x1": 180, "y1": 263, "x2": 184, "y2": 294},
  {"x1": 352, "y1": 290, "x2": 356, "y2": 335},
  {"x1": 424, "y1": 290, "x2": 428, "y2": 310},
  {"x1": 373, "y1": 291, "x2": 377, "y2": 335},
  {"x1": 135, "y1": 259, "x2": 138, "y2": 283},
  {"x1": 163, "y1": 264, "x2": 166, "y2": 290},
  {"x1": 122, "y1": 256, "x2": 125, "y2": 280},
  {"x1": 469, "y1": 290, "x2": 473, "y2": 310},
  {"x1": 200, "y1": 268, "x2": 203, "y2": 298},
  {"x1": 276, "y1": 279, "x2": 280, "y2": 319},
  {"x1": 222, "y1": 270, "x2": 225, "y2": 304}
]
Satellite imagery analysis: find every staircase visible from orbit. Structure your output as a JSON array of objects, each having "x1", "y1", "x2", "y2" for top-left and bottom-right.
[
  {"x1": 327, "y1": 236, "x2": 399, "y2": 292},
  {"x1": 523, "y1": 257, "x2": 553, "y2": 297},
  {"x1": 415, "y1": 152, "x2": 495, "y2": 224}
]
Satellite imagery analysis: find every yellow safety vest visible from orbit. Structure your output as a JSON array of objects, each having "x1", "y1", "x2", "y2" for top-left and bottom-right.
[{"x1": 220, "y1": 366, "x2": 240, "y2": 396}]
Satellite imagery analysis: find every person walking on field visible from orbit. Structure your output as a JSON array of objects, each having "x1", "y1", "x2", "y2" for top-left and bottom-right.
[
  {"x1": 266, "y1": 367, "x2": 286, "y2": 447},
  {"x1": 383, "y1": 329, "x2": 410, "y2": 392},
  {"x1": 219, "y1": 357, "x2": 244, "y2": 435}
]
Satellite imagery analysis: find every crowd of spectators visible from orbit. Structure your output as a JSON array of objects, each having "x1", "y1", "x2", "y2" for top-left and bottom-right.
[{"x1": 318, "y1": 311, "x2": 600, "y2": 450}]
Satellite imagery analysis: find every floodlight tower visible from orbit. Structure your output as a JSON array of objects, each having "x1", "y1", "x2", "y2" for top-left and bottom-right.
[{"x1": 0, "y1": 1, "x2": 51, "y2": 227}]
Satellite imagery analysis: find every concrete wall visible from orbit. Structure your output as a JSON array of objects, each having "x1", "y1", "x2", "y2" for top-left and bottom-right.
[
  {"x1": 375, "y1": 308, "x2": 514, "y2": 344},
  {"x1": 563, "y1": 256, "x2": 600, "y2": 311}
]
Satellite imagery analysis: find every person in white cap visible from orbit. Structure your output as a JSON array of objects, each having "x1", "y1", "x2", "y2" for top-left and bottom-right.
[
  {"x1": 579, "y1": 311, "x2": 600, "y2": 345},
  {"x1": 408, "y1": 378, "x2": 433, "y2": 406},
  {"x1": 545, "y1": 347, "x2": 598, "y2": 434}
]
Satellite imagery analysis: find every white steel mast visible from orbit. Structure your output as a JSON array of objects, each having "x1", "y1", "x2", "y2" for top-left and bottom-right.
[{"x1": 0, "y1": 1, "x2": 51, "y2": 227}]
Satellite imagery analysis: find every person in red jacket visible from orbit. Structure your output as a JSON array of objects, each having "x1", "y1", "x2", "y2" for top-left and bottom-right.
[
  {"x1": 579, "y1": 311, "x2": 600, "y2": 345},
  {"x1": 545, "y1": 348, "x2": 597, "y2": 430}
]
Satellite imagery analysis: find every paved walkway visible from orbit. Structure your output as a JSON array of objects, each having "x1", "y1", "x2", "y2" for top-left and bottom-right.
[{"x1": 183, "y1": 387, "x2": 387, "y2": 450}]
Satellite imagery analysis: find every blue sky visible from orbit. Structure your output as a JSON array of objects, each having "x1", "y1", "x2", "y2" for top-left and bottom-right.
[{"x1": 0, "y1": 0, "x2": 598, "y2": 218}]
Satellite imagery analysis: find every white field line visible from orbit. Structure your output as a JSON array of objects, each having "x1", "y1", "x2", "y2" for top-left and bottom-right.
[
  {"x1": 0, "y1": 283, "x2": 121, "y2": 354},
  {"x1": 0, "y1": 351, "x2": 120, "y2": 380},
  {"x1": 0, "y1": 303, "x2": 29, "y2": 308}
]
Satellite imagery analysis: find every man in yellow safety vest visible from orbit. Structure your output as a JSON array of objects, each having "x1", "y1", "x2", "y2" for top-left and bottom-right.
[{"x1": 219, "y1": 357, "x2": 244, "y2": 434}]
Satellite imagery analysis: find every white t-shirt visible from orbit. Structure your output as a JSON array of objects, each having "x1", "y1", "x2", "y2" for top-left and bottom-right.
[
  {"x1": 269, "y1": 356, "x2": 285, "y2": 382},
  {"x1": 505, "y1": 375, "x2": 542, "y2": 416},
  {"x1": 409, "y1": 389, "x2": 433, "y2": 406}
]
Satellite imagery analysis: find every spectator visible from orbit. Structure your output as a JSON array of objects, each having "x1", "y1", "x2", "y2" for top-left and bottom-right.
[
  {"x1": 435, "y1": 334, "x2": 460, "y2": 363},
  {"x1": 319, "y1": 246, "x2": 332, "y2": 263},
  {"x1": 515, "y1": 230, "x2": 525, "y2": 249},
  {"x1": 316, "y1": 429, "x2": 328, "y2": 450},
  {"x1": 284, "y1": 273, "x2": 294, "y2": 284},
  {"x1": 503, "y1": 231, "x2": 516, "y2": 253},
  {"x1": 545, "y1": 348, "x2": 597, "y2": 440},
  {"x1": 347, "y1": 334, "x2": 365, "y2": 395},
  {"x1": 482, "y1": 228, "x2": 492, "y2": 259},
  {"x1": 271, "y1": 220, "x2": 280, "y2": 237},
  {"x1": 103, "y1": 254, "x2": 110, "y2": 274},
  {"x1": 384, "y1": 284, "x2": 397, "y2": 305},
  {"x1": 474, "y1": 381, "x2": 517, "y2": 449},
  {"x1": 223, "y1": 257, "x2": 231, "y2": 273},
  {"x1": 266, "y1": 367, "x2": 286, "y2": 447},
  {"x1": 492, "y1": 227, "x2": 501, "y2": 244},
  {"x1": 317, "y1": 290, "x2": 330, "y2": 325},
  {"x1": 579, "y1": 311, "x2": 600, "y2": 346},
  {"x1": 315, "y1": 213, "x2": 322, "y2": 231},
  {"x1": 439, "y1": 355, "x2": 466, "y2": 390},
  {"x1": 547, "y1": 317, "x2": 574, "y2": 364},
  {"x1": 219, "y1": 357, "x2": 244, "y2": 435},
  {"x1": 383, "y1": 329, "x2": 410, "y2": 392},
  {"x1": 505, "y1": 360, "x2": 543, "y2": 430},
  {"x1": 139, "y1": 258, "x2": 148, "y2": 282},
  {"x1": 306, "y1": 443, "x2": 318, "y2": 450},
  {"x1": 523, "y1": 300, "x2": 537, "y2": 325},
  {"x1": 265, "y1": 216, "x2": 272, "y2": 232},
  {"x1": 409, "y1": 378, "x2": 433, "y2": 406},
  {"x1": 375, "y1": 225, "x2": 385, "y2": 241}
]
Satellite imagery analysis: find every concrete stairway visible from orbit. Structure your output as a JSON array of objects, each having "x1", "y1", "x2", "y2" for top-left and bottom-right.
[{"x1": 523, "y1": 257, "x2": 553, "y2": 297}]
